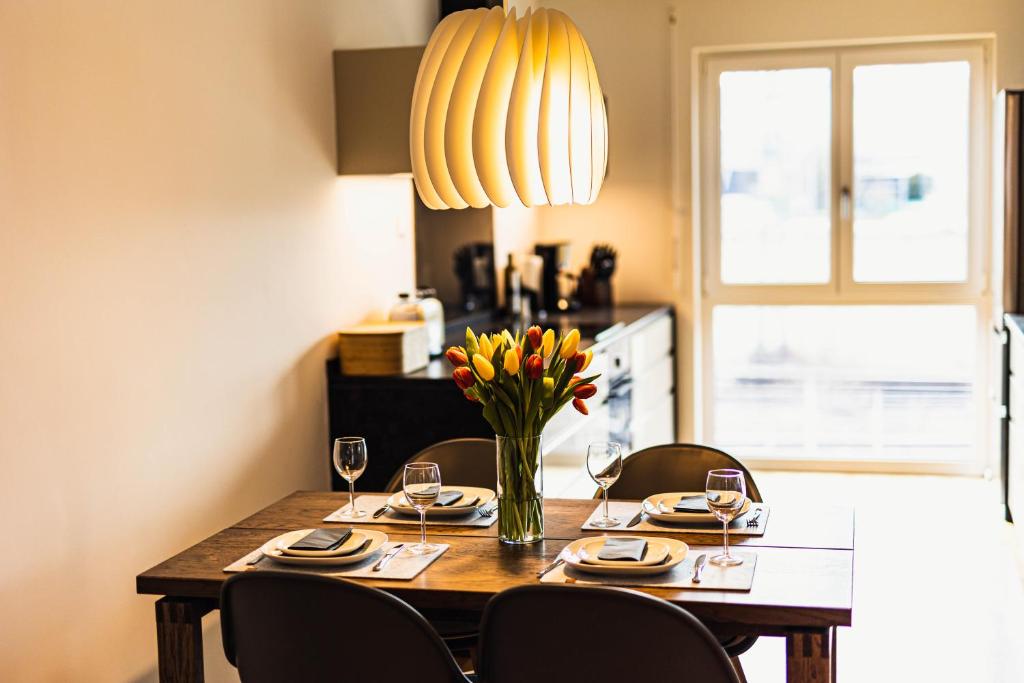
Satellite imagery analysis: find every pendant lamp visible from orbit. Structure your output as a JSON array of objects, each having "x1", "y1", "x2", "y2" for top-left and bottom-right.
[{"x1": 410, "y1": 6, "x2": 607, "y2": 210}]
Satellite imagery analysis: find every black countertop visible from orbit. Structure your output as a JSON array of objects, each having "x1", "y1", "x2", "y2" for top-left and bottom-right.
[{"x1": 333, "y1": 304, "x2": 672, "y2": 382}]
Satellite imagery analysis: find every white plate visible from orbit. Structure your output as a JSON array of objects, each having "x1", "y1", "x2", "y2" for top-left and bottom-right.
[
  {"x1": 387, "y1": 486, "x2": 496, "y2": 518},
  {"x1": 277, "y1": 530, "x2": 368, "y2": 557},
  {"x1": 576, "y1": 536, "x2": 670, "y2": 567},
  {"x1": 259, "y1": 529, "x2": 388, "y2": 566},
  {"x1": 563, "y1": 537, "x2": 688, "y2": 576},
  {"x1": 641, "y1": 492, "x2": 751, "y2": 524}
]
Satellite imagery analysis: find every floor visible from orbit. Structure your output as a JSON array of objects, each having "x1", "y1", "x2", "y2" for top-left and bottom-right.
[{"x1": 550, "y1": 466, "x2": 1024, "y2": 681}]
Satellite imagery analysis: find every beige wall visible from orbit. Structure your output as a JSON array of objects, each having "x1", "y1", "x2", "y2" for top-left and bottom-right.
[
  {"x1": 513, "y1": 0, "x2": 1024, "y2": 440},
  {"x1": 0, "y1": 1, "x2": 435, "y2": 680}
]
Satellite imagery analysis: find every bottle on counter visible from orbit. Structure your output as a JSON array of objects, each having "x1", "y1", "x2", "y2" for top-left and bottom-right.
[
  {"x1": 504, "y1": 253, "x2": 522, "y2": 318},
  {"x1": 389, "y1": 290, "x2": 445, "y2": 357}
]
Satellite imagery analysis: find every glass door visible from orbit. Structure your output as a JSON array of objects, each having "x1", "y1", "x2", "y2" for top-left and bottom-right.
[{"x1": 699, "y1": 41, "x2": 990, "y2": 472}]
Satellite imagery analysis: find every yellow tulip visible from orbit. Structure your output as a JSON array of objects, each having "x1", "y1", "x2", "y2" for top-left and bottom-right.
[
  {"x1": 502, "y1": 330, "x2": 516, "y2": 348},
  {"x1": 560, "y1": 329, "x2": 580, "y2": 359},
  {"x1": 542, "y1": 329, "x2": 555, "y2": 357},
  {"x1": 473, "y1": 353, "x2": 495, "y2": 381},
  {"x1": 579, "y1": 349, "x2": 593, "y2": 372},
  {"x1": 478, "y1": 333, "x2": 494, "y2": 359},
  {"x1": 542, "y1": 376, "x2": 555, "y2": 398},
  {"x1": 503, "y1": 348, "x2": 520, "y2": 375}
]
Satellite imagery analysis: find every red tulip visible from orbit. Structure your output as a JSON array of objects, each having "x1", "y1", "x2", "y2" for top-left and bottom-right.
[
  {"x1": 464, "y1": 391, "x2": 478, "y2": 402},
  {"x1": 572, "y1": 398, "x2": 589, "y2": 415},
  {"x1": 453, "y1": 366, "x2": 475, "y2": 390},
  {"x1": 524, "y1": 353, "x2": 544, "y2": 380},
  {"x1": 573, "y1": 383, "x2": 597, "y2": 399},
  {"x1": 526, "y1": 325, "x2": 543, "y2": 350},
  {"x1": 445, "y1": 346, "x2": 468, "y2": 367},
  {"x1": 573, "y1": 351, "x2": 587, "y2": 372},
  {"x1": 515, "y1": 344, "x2": 523, "y2": 361}
]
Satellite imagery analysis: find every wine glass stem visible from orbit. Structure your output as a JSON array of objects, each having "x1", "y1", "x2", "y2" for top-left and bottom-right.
[
  {"x1": 348, "y1": 481, "x2": 357, "y2": 516},
  {"x1": 722, "y1": 518, "x2": 731, "y2": 558},
  {"x1": 419, "y1": 509, "x2": 427, "y2": 547},
  {"x1": 603, "y1": 487, "x2": 610, "y2": 520}
]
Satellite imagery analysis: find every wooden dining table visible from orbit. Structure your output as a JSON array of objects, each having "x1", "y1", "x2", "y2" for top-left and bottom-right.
[{"x1": 137, "y1": 491, "x2": 854, "y2": 683}]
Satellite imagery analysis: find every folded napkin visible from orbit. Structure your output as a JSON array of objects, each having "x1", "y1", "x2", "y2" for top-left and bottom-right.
[
  {"x1": 288, "y1": 528, "x2": 352, "y2": 551},
  {"x1": 596, "y1": 537, "x2": 648, "y2": 562},
  {"x1": 436, "y1": 490, "x2": 465, "y2": 507},
  {"x1": 673, "y1": 495, "x2": 710, "y2": 513}
]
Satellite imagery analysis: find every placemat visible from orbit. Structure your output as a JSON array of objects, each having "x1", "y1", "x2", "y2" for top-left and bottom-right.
[
  {"x1": 224, "y1": 542, "x2": 448, "y2": 580},
  {"x1": 581, "y1": 501, "x2": 769, "y2": 536},
  {"x1": 540, "y1": 550, "x2": 756, "y2": 591},
  {"x1": 323, "y1": 495, "x2": 498, "y2": 528}
]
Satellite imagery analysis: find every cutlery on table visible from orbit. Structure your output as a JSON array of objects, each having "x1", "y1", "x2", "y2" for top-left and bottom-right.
[
  {"x1": 537, "y1": 555, "x2": 566, "y2": 578},
  {"x1": 746, "y1": 509, "x2": 762, "y2": 528},
  {"x1": 478, "y1": 503, "x2": 498, "y2": 517},
  {"x1": 372, "y1": 503, "x2": 391, "y2": 519},
  {"x1": 626, "y1": 508, "x2": 645, "y2": 528},
  {"x1": 691, "y1": 554, "x2": 708, "y2": 584},
  {"x1": 372, "y1": 544, "x2": 405, "y2": 572},
  {"x1": 246, "y1": 552, "x2": 267, "y2": 568}
]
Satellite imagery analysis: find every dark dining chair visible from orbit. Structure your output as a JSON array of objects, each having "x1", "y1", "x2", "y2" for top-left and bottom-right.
[
  {"x1": 477, "y1": 585, "x2": 741, "y2": 683},
  {"x1": 594, "y1": 442, "x2": 762, "y2": 677},
  {"x1": 596, "y1": 442, "x2": 763, "y2": 503},
  {"x1": 385, "y1": 437, "x2": 496, "y2": 492},
  {"x1": 221, "y1": 571, "x2": 473, "y2": 683}
]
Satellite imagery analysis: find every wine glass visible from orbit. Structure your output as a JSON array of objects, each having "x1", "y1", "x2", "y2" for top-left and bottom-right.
[
  {"x1": 706, "y1": 468, "x2": 746, "y2": 567},
  {"x1": 403, "y1": 462, "x2": 442, "y2": 555},
  {"x1": 333, "y1": 437, "x2": 368, "y2": 519},
  {"x1": 587, "y1": 442, "x2": 623, "y2": 528}
]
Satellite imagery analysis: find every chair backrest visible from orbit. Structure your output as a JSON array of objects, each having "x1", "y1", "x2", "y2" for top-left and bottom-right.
[
  {"x1": 385, "y1": 437, "x2": 496, "y2": 492},
  {"x1": 221, "y1": 571, "x2": 471, "y2": 683},
  {"x1": 478, "y1": 585, "x2": 740, "y2": 683},
  {"x1": 600, "y1": 443, "x2": 763, "y2": 502}
]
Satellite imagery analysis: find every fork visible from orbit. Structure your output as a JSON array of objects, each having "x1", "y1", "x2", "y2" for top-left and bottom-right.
[
  {"x1": 746, "y1": 509, "x2": 762, "y2": 528},
  {"x1": 478, "y1": 502, "x2": 498, "y2": 517}
]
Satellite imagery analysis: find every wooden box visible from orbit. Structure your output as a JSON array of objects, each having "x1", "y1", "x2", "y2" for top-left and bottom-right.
[{"x1": 337, "y1": 322, "x2": 429, "y2": 376}]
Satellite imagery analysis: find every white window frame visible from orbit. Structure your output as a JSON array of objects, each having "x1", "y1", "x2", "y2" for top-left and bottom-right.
[{"x1": 696, "y1": 38, "x2": 994, "y2": 474}]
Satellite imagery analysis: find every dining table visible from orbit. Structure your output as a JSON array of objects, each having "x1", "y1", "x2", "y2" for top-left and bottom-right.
[{"x1": 136, "y1": 491, "x2": 854, "y2": 683}]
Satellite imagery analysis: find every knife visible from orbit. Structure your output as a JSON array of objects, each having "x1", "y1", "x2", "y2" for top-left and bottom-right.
[
  {"x1": 372, "y1": 544, "x2": 405, "y2": 572},
  {"x1": 626, "y1": 508, "x2": 645, "y2": 528},
  {"x1": 372, "y1": 504, "x2": 391, "y2": 519},
  {"x1": 691, "y1": 554, "x2": 707, "y2": 583},
  {"x1": 536, "y1": 555, "x2": 566, "y2": 578}
]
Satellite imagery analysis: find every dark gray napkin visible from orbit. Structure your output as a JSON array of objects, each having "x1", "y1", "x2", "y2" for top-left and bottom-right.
[
  {"x1": 673, "y1": 495, "x2": 710, "y2": 513},
  {"x1": 596, "y1": 537, "x2": 648, "y2": 562},
  {"x1": 288, "y1": 528, "x2": 353, "y2": 551},
  {"x1": 436, "y1": 490, "x2": 465, "y2": 506}
]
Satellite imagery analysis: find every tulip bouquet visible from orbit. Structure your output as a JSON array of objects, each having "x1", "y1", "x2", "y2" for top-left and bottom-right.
[{"x1": 446, "y1": 325, "x2": 599, "y2": 543}]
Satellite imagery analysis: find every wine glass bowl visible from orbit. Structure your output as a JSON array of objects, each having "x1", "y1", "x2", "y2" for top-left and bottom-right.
[
  {"x1": 587, "y1": 442, "x2": 623, "y2": 528},
  {"x1": 334, "y1": 437, "x2": 368, "y2": 519},
  {"x1": 403, "y1": 462, "x2": 442, "y2": 555},
  {"x1": 706, "y1": 469, "x2": 746, "y2": 567}
]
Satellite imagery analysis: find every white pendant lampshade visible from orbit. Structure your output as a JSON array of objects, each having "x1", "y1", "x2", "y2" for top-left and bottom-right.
[{"x1": 410, "y1": 6, "x2": 607, "y2": 210}]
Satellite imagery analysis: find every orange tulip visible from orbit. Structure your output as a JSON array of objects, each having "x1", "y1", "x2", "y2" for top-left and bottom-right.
[
  {"x1": 515, "y1": 344, "x2": 523, "y2": 361},
  {"x1": 573, "y1": 383, "x2": 597, "y2": 399},
  {"x1": 572, "y1": 351, "x2": 587, "y2": 372},
  {"x1": 445, "y1": 346, "x2": 468, "y2": 367},
  {"x1": 568, "y1": 375, "x2": 583, "y2": 387},
  {"x1": 464, "y1": 391, "x2": 479, "y2": 402},
  {"x1": 526, "y1": 325, "x2": 543, "y2": 350},
  {"x1": 572, "y1": 398, "x2": 589, "y2": 415},
  {"x1": 453, "y1": 366, "x2": 475, "y2": 390},
  {"x1": 524, "y1": 353, "x2": 544, "y2": 380}
]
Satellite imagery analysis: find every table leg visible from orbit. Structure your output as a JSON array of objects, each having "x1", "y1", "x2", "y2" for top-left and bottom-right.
[
  {"x1": 786, "y1": 629, "x2": 832, "y2": 682},
  {"x1": 155, "y1": 597, "x2": 215, "y2": 683}
]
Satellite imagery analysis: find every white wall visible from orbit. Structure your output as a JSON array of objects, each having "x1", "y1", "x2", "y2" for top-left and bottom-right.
[
  {"x1": 513, "y1": 0, "x2": 1024, "y2": 440},
  {"x1": 0, "y1": 1, "x2": 435, "y2": 680}
]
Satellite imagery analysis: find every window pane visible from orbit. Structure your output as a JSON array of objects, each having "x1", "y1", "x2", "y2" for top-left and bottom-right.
[
  {"x1": 712, "y1": 305, "x2": 975, "y2": 462},
  {"x1": 852, "y1": 61, "x2": 970, "y2": 282},
  {"x1": 719, "y1": 68, "x2": 832, "y2": 284}
]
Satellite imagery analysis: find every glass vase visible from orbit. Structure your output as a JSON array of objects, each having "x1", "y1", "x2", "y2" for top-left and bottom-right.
[{"x1": 495, "y1": 434, "x2": 544, "y2": 544}]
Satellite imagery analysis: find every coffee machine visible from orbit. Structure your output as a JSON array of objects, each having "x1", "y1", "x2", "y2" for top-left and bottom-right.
[{"x1": 534, "y1": 243, "x2": 575, "y2": 314}]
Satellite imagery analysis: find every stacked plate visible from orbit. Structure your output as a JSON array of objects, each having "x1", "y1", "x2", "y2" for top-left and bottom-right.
[
  {"x1": 562, "y1": 536, "x2": 688, "y2": 576},
  {"x1": 258, "y1": 529, "x2": 388, "y2": 566},
  {"x1": 386, "y1": 486, "x2": 495, "y2": 517},
  {"x1": 640, "y1": 491, "x2": 751, "y2": 524}
]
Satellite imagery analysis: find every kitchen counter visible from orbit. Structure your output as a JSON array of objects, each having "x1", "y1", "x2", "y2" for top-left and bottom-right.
[{"x1": 326, "y1": 304, "x2": 675, "y2": 491}]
